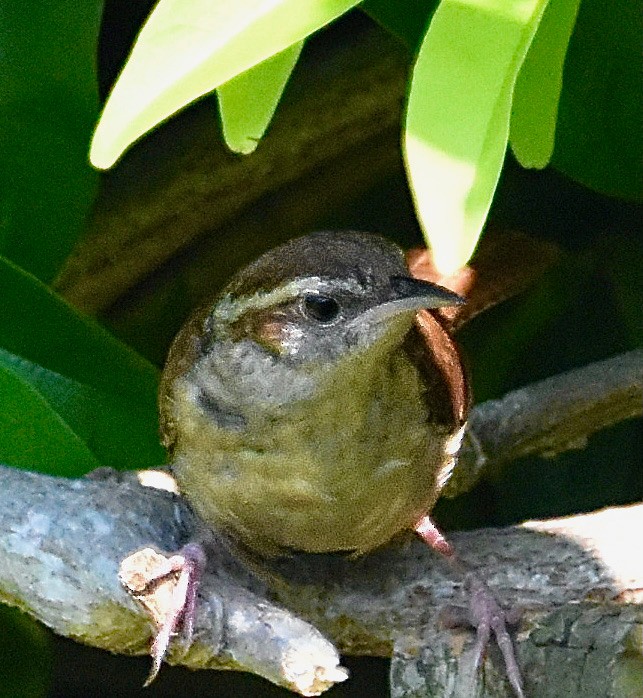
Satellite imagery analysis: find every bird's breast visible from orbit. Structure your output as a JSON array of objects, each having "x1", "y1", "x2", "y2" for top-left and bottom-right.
[{"x1": 172, "y1": 350, "x2": 455, "y2": 556}]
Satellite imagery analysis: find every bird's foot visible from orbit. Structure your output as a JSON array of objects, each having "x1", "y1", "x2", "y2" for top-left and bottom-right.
[
  {"x1": 119, "y1": 542, "x2": 206, "y2": 684},
  {"x1": 459, "y1": 575, "x2": 524, "y2": 698},
  {"x1": 414, "y1": 515, "x2": 524, "y2": 697}
]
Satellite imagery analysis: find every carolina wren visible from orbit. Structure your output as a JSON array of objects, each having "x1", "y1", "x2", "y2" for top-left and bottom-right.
[
  {"x1": 149, "y1": 231, "x2": 523, "y2": 696},
  {"x1": 160, "y1": 231, "x2": 466, "y2": 555}
]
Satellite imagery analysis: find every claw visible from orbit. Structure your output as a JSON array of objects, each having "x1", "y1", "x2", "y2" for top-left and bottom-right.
[
  {"x1": 467, "y1": 576, "x2": 525, "y2": 698},
  {"x1": 414, "y1": 519, "x2": 524, "y2": 697},
  {"x1": 414, "y1": 515, "x2": 454, "y2": 557},
  {"x1": 119, "y1": 543, "x2": 206, "y2": 685}
]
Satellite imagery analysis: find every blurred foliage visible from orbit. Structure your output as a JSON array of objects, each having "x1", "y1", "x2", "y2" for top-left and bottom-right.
[
  {"x1": 217, "y1": 42, "x2": 304, "y2": 154},
  {"x1": 0, "y1": 0, "x2": 103, "y2": 282},
  {"x1": 89, "y1": 0, "x2": 361, "y2": 169},
  {"x1": 362, "y1": 0, "x2": 438, "y2": 48},
  {"x1": 0, "y1": 256, "x2": 164, "y2": 475},
  {"x1": 90, "y1": 0, "x2": 641, "y2": 274},
  {"x1": 509, "y1": 0, "x2": 582, "y2": 169},
  {"x1": 403, "y1": 0, "x2": 550, "y2": 271},
  {"x1": 0, "y1": 0, "x2": 640, "y2": 696},
  {"x1": 366, "y1": 0, "x2": 642, "y2": 201},
  {"x1": 551, "y1": 0, "x2": 643, "y2": 199}
]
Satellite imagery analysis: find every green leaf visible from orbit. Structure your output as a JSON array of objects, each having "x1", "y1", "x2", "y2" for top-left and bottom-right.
[
  {"x1": 0, "y1": 349, "x2": 162, "y2": 475},
  {"x1": 404, "y1": 0, "x2": 549, "y2": 273},
  {"x1": 0, "y1": 256, "x2": 164, "y2": 474},
  {"x1": 551, "y1": 0, "x2": 643, "y2": 200},
  {"x1": 218, "y1": 41, "x2": 304, "y2": 154},
  {"x1": 361, "y1": 0, "x2": 439, "y2": 52},
  {"x1": 0, "y1": 0, "x2": 102, "y2": 281},
  {"x1": 0, "y1": 355, "x2": 101, "y2": 475},
  {"x1": 0, "y1": 256, "x2": 158, "y2": 399},
  {"x1": 510, "y1": 0, "x2": 581, "y2": 169},
  {"x1": 90, "y1": 0, "x2": 361, "y2": 169}
]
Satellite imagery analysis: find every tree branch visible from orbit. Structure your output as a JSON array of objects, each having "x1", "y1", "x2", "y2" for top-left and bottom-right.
[
  {"x1": 1, "y1": 350, "x2": 641, "y2": 696},
  {"x1": 443, "y1": 348, "x2": 643, "y2": 497}
]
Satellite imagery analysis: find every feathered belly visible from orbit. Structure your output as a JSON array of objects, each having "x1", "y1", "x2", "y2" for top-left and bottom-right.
[
  {"x1": 171, "y1": 346, "x2": 457, "y2": 555},
  {"x1": 173, "y1": 415, "x2": 453, "y2": 556}
]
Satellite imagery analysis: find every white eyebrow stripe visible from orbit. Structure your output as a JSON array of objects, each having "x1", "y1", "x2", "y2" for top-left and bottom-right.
[{"x1": 213, "y1": 276, "x2": 365, "y2": 322}]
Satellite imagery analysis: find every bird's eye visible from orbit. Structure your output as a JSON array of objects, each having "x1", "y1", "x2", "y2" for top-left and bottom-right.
[{"x1": 303, "y1": 294, "x2": 340, "y2": 323}]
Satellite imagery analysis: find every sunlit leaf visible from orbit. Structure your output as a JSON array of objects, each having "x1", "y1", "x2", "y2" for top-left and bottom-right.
[
  {"x1": 90, "y1": 0, "x2": 361, "y2": 169},
  {"x1": 0, "y1": 256, "x2": 164, "y2": 474},
  {"x1": 404, "y1": 0, "x2": 549, "y2": 274},
  {"x1": 218, "y1": 41, "x2": 304, "y2": 154},
  {"x1": 0, "y1": 0, "x2": 102, "y2": 281},
  {"x1": 510, "y1": 0, "x2": 581, "y2": 169}
]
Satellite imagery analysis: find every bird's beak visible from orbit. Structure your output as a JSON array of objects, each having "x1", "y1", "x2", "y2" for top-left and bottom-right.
[
  {"x1": 369, "y1": 275, "x2": 464, "y2": 320},
  {"x1": 388, "y1": 276, "x2": 465, "y2": 312},
  {"x1": 349, "y1": 275, "x2": 464, "y2": 330}
]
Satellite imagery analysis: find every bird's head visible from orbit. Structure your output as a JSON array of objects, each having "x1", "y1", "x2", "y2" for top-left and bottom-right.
[
  {"x1": 204, "y1": 231, "x2": 463, "y2": 367},
  {"x1": 160, "y1": 231, "x2": 465, "y2": 438}
]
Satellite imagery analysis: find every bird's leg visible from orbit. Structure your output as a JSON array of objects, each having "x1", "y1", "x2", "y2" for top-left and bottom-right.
[
  {"x1": 147, "y1": 542, "x2": 206, "y2": 684},
  {"x1": 119, "y1": 542, "x2": 206, "y2": 685},
  {"x1": 414, "y1": 515, "x2": 454, "y2": 557},
  {"x1": 414, "y1": 514, "x2": 524, "y2": 698}
]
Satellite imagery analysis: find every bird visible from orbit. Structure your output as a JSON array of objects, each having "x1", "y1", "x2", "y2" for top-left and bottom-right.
[
  {"x1": 160, "y1": 231, "x2": 466, "y2": 557},
  {"x1": 151, "y1": 230, "x2": 523, "y2": 695}
]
